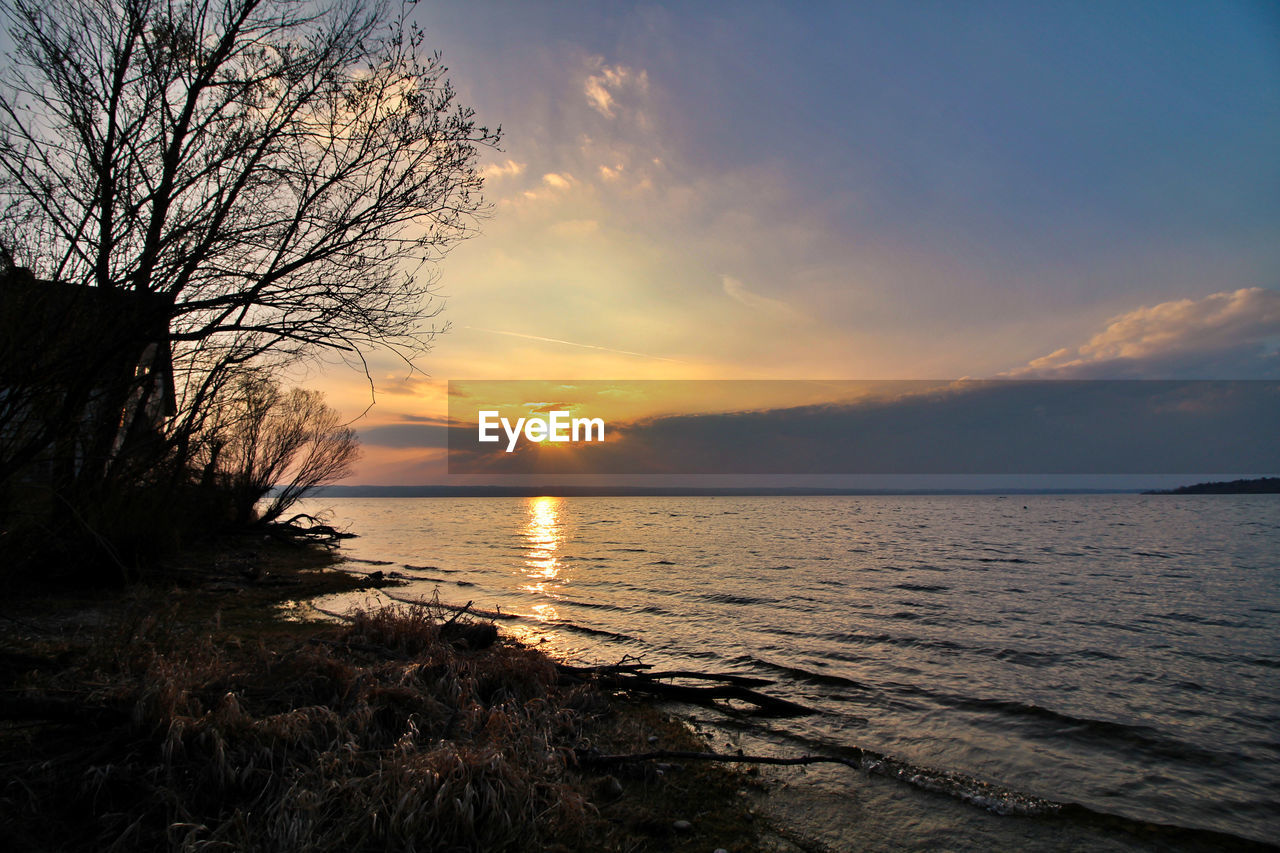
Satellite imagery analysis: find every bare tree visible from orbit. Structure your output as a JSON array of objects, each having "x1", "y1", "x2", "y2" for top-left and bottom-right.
[
  {"x1": 0, "y1": 0, "x2": 497, "y2": 487},
  {"x1": 204, "y1": 372, "x2": 357, "y2": 526}
]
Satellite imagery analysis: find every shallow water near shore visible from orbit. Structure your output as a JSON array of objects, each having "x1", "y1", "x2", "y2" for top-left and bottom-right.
[{"x1": 299, "y1": 494, "x2": 1280, "y2": 850}]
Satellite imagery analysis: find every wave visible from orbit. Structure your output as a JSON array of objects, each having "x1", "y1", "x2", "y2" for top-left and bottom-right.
[
  {"x1": 858, "y1": 750, "x2": 1064, "y2": 817},
  {"x1": 546, "y1": 620, "x2": 639, "y2": 642},
  {"x1": 821, "y1": 629, "x2": 974, "y2": 657},
  {"x1": 401, "y1": 563, "x2": 457, "y2": 573},
  {"x1": 1162, "y1": 611, "x2": 1251, "y2": 629},
  {"x1": 729, "y1": 653, "x2": 875, "y2": 692},
  {"x1": 699, "y1": 592, "x2": 773, "y2": 606},
  {"x1": 892, "y1": 582, "x2": 951, "y2": 592},
  {"x1": 756, "y1": 716, "x2": 1278, "y2": 849},
  {"x1": 557, "y1": 597, "x2": 631, "y2": 613},
  {"x1": 1072, "y1": 647, "x2": 1121, "y2": 661},
  {"x1": 875, "y1": 750, "x2": 1277, "y2": 849},
  {"x1": 942, "y1": 696, "x2": 1231, "y2": 764},
  {"x1": 635, "y1": 604, "x2": 677, "y2": 616}
]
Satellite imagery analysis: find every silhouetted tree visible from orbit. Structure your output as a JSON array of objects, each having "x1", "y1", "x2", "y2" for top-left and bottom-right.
[
  {"x1": 199, "y1": 372, "x2": 358, "y2": 527},
  {"x1": 0, "y1": 0, "x2": 496, "y2": 494}
]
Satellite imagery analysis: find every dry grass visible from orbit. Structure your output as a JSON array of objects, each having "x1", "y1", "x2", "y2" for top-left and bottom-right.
[
  {"x1": 1, "y1": 602, "x2": 761, "y2": 852},
  {"x1": 1, "y1": 554, "x2": 761, "y2": 852},
  {"x1": 1, "y1": 600, "x2": 608, "y2": 851}
]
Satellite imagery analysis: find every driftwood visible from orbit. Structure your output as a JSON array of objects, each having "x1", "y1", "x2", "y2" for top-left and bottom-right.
[
  {"x1": 577, "y1": 747, "x2": 865, "y2": 771},
  {"x1": 557, "y1": 661, "x2": 815, "y2": 717},
  {"x1": 387, "y1": 595, "x2": 522, "y2": 622},
  {"x1": 638, "y1": 669, "x2": 772, "y2": 687},
  {"x1": 441, "y1": 600, "x2": 474, "y2": 628},
  {"x1": 345, "y1": 596, "x2": 809, "y2": 714},
  {"x1": 437, "y1": 601, "x2": 499, "y2": 648},
  {"x1": 267, "y1": 513, "x2": 357, "y2": 546}
]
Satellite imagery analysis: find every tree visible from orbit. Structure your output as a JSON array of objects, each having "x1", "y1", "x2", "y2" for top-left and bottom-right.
[
  {"x1": 0, "y1": 0, "x2": 497, "y2": 488},
  {"x1": 199, "y1": 372, "x2": 358, "y2": 527}
]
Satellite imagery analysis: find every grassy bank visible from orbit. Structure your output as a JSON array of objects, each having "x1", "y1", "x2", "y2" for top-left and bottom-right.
[{"x1": 0, "y1": 540, "x2": 767, "y2": 851}]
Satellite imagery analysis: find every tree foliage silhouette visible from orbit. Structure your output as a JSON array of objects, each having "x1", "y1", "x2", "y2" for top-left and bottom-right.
[{"x1": 0, "y1": 0, "x2": 496, "y2": 482}]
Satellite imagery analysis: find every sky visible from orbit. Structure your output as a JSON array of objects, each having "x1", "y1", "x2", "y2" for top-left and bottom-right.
[{"x1": 311, "y1": 0, "x2": 1280, "y2": 485}]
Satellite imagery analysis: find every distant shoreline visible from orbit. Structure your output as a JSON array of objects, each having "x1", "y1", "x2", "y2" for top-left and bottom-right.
[
  {"x1": 312, "y1": 485, "x2": 1147, "y2": 498},
  {"x1": 1144, "y1": 477, "x2": 1280, "y2": 495}
]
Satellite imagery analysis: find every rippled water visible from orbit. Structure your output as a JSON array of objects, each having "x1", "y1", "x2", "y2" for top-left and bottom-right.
[{"x1": 300, "y1": 494, "x2": 1280, "y2": 848}]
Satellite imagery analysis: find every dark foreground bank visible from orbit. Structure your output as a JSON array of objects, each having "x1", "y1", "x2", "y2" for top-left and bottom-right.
[{"x1": 0, "y1": 541, "x2": 770, "y2": 852}]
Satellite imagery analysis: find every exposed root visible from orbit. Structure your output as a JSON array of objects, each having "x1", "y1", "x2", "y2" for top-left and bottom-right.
[{"x1": 267, "y1": 513, "x2": 357, "y2": 546}]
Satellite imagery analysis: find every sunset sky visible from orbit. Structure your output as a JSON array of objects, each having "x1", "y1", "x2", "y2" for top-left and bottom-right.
[{"x1": 312, "y1": 1, "x2": 1280, "y2": 484}]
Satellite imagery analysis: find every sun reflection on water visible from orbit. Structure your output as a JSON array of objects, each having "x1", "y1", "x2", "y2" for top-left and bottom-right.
[{"x1": 520, "y1": 496, "x2": 566, "y2": 619}]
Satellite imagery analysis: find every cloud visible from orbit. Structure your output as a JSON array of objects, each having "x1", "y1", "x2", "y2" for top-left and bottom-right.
[
  {"x1": 541, "y1": 172, "x2": 574, "y2": 190},
  {"x1": 1007, "y1": 288, "x2": 1280, "y2": 378},
  {"x1": 360, "y1": 421, "x2": 449, "y2": 449},
  {"x1": 463, "y1": 326, "x2": 687, "y2": 364},
  {"x1": 584, "y1": 77, "x2": 615, "y2": 117},
  {"x1": 516, "y1": 172, "x2": 579, "y2": 203},
  {"x1": 525, "y1": 401, "x2": 572, "y2": 414},
  {"x1": 549, "y1": 218, "x2": 599, "y2": 237},
  {"x1": 447, "y1": 381, "x2": 1280, "y2": 475},
  {"x1": 721, "y1": 275, "x2": 802, "y2": 318},
  {"x1": 584, "y1": 62, "x2": 649, "y2": 118},
  {"x1": 376, "y1": 374, "x2": 437, "y2": 396},
  {"x1": 480, "y1": 159, "x2": 526, "y2": 181}
]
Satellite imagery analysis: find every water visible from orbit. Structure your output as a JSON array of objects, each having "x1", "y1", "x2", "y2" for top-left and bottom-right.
[{"x1": 299, "y1": 494, "x2": 1280, "y2": 849}]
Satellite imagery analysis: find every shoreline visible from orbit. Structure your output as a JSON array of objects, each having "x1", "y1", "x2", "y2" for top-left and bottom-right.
[
  {"x1": 6, "y1": 533, "x2": 1272, "y2": 852},
  {"x1": 0, "y1": 538, "x2": 774, "y2": 852},
  {"x1": 319, "y1": 554, "x2": 1277, "y2": 853},
  {"x1": 302, "y1": 493, "x2": 1280, "y2": 851}
]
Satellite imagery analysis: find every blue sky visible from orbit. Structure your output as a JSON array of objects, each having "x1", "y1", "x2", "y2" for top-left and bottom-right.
[{"x1": 315, "y1": 0, "x2": 1280, "y2": 482}]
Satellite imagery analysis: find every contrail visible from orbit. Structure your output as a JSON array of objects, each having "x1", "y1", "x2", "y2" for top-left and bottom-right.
[{"x1": 464, "y1": 326, "x2": 688, "y2": 364}]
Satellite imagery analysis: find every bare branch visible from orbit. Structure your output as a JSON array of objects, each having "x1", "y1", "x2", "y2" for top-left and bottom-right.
[{"x1": 0, "y1": 0, "x2": 498, "y2": 472}]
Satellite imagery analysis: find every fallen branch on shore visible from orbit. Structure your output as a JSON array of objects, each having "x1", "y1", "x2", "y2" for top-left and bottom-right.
[
  {"x1": 577, "y1": 746, "x2": 864, "y2": 771},
  {"x1": 557, "y1": 661, "x2": 815, "y2": 717},
  {"x1": 340, "y1": 595, "x2": 809, "y2": 716},
  {"x1": 267, "y1": 513, "x2": 357, "y2": 546}
]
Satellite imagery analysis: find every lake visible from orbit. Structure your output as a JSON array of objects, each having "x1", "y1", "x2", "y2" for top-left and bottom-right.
[{"x1": 299, "y1": 494, "x2": 1280, "y2": 850}]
